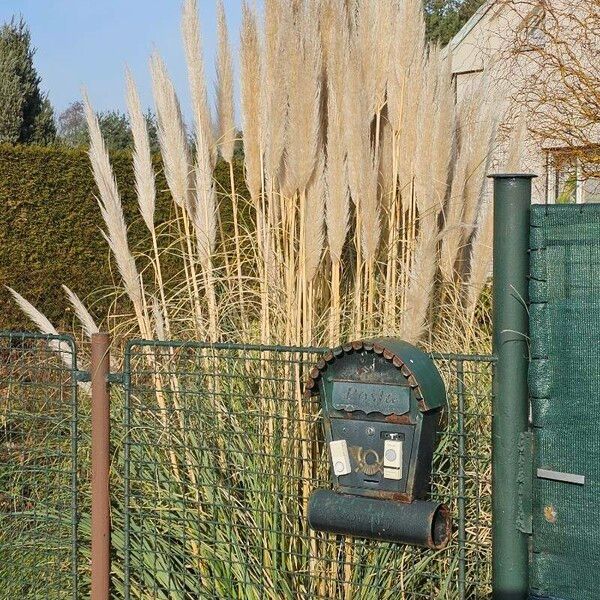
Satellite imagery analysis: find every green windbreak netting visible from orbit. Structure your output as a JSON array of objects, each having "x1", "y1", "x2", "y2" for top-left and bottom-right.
[{"x1": 529, "y1": 204, "x2": 600, "y2": 600}]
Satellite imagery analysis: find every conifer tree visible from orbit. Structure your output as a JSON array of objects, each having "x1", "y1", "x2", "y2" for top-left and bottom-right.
[{"x1": 0, "y1": 17, "x2": 56, "y2": 144}]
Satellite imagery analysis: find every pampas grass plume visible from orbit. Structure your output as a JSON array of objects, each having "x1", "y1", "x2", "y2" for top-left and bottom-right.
[
  {"x1": 126, "y1": 67, "x2": 156, "y2": 233},
  {"x1": 216, "y1": 0, "x2": 236, "y2": 164},
  {"x1": 62, "y1": 285, "x2": 99, "y2": 338},
  {"x1": 150, "y1": 53, "x2": 190, "y2": 209}
]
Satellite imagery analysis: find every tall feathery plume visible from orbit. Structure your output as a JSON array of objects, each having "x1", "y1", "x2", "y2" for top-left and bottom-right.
[
  {"x1": 399, "y1": 229, "x2": 439, "y2": 344},
  {"x1": 216, "y1": 0, "x2": 235, "y2": 164},
  {"x1": 440, "y1": 98, "x2": 473, "y2": 284},
  {"x1": 354, "y1": 0, "x2": 394, "y2": 156},
  {"x1": 182, "y1": 0, "x2": 219, "y2": 341},
  {"x1": 344, "y1": 24, "x2": 381, "y2": 336},
  {"x1": 422, "y1": 49, "x2": 455, "y2": 297},
  {"x1": 240, "y1": 2, "x2": 262, "y2": 204},
  {"x1": 431, "y1": 50, "x2": 455, "y2": 210},
  {"x1": 150, "y1": 54, "x2": 190, "y2": 210},
  {"x1": 182, "y1": 0, "x2": 215, "y2": 165},
  {"x1": 466, "y1": 199, "x2": 493, "y2": 320},
  {"x1": 7, "y1": 287, "x2": 89, "y2": 390},
  {"x1": 193, "y1": 142, "x2": 217, "y2": 258},
  {"x1": 83, "y1": 93, "x2": 150, "y2": 339},
  {"x1": 150, "y1": 52, "x2": 203, "y2": 330},
  {"x1": 216, "y1": 0, "x2": 245, "y2": 323},
  {"x1": 125, "y1": 68, "x2": 156, "y2": 232},
  {"x1": 325, "y1": 0, "x2": 350, "y2": 345},
  {"x1": 8, "y1": 287, "x2": 62, "y2": 345},
  {"x1": 284, "y1": 2, "x2": 322, "y2": 194},
  {"x1": 389, "y1": 0, "x2": 425, "y2": 190},
  {"x1": 126, "y1": 68, "x2": 171, "y2": 336},
  {"x1": 459, "y1": 99, "x2": 498, "y2": 283},
  {"x1": 386, "y1": 0, "x2": 426, "y2": 321},
  {"x1": 284, "y1": 1, "x2": 323, "y2": 344},
  {"x1": 466, "y1": 109, "x2": 526, "y2": 319},
  {"x1": 62, "y1": 285, "x2": 99, "y2": 338},
  {"x1": 240, "y1": 1, "x2": 269, "y2": 342},
  {"x1": 401, "y1": 48, "x2": 454, "y2": 342},
  {"x1": 413, "y1": 49, "x2": 441, "y2": 225},
  {"x1": 387, "y1": 0, "x2": 425, "y2": 133},
  {"x1": 262, "y1": 0, "x2": 287, "y2": 185},
  {"x1": 262, "y1": 0, "x2": 287, "y2": 296}
]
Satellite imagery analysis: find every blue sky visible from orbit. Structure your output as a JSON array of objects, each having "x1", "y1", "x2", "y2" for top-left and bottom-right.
[{"x1": 0, "y1": 1, "x2": 247, "y2": 123}]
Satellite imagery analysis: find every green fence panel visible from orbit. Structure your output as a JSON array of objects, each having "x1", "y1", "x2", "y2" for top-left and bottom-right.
[
  {"x1": 121, "y1": 340, "x2": 494, "y2": 600},
  {"x1": 529, "y1": 204, "x2": 600, "y2": 600},
  {"x1": 0, "y1": 331, "x2": 79, "y2": 599}
]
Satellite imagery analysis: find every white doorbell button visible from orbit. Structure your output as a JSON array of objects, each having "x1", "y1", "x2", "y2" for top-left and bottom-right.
[
  {"x1": 383, "y1": 439, "x2": 403, "y2": 480},
  {"x1": 329, "y1": 440, "x2": 351, "y2": 476}
]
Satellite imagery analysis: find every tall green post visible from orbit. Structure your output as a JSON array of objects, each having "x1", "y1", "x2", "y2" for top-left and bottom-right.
[{"x1": 491, "y1": 174, "x2": 535, "y2": 599}]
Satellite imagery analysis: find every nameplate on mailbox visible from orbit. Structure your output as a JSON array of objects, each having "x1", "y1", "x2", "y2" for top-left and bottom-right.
[{"x1": 331, "y1": 381, "x2": 411, "y2": 415}]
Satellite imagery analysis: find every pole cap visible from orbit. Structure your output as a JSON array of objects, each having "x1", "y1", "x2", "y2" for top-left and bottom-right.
[{"x1": 487, "y1": 173, "x2": 538, "y2": 179}]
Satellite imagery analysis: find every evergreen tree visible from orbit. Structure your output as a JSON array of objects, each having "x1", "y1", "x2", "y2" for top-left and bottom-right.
[
  {"x1": 57, "y1": 100, "x2": 160, "y2": 153},
  {"x1": 425, "y1": 0, "x2": 487, "y2": 46},
  {"x1": 0, "y1": 17, "x2": 56, "y2": 144}
]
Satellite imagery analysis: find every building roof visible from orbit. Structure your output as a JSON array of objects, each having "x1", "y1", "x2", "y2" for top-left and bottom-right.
[{"x1": 448, "y1": 0, "x2": 497, "y2": 52}]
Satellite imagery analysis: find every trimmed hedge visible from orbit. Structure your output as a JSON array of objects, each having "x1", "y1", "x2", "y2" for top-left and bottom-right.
[{"x1": 0, "y1": 143, "x2": 247, "y2": 330}]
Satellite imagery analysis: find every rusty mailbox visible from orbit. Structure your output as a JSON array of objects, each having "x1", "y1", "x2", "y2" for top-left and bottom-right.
[{"x1": 305, "y1": 338, "x2": 451, "y2": 549}]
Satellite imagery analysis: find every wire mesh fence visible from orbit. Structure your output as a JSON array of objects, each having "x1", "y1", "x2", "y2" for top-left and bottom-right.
[
  {"x1": 0, "y1": 332, "x2": 79, "y2": 599},
  {"x1": 122, "y1": 340, "x2": 494, "y2": 600}
]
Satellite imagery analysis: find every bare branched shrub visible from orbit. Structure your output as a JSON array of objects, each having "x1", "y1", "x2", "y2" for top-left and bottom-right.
[{"x1": 502, "y1": 0, "x2": 600, "y2": 176}]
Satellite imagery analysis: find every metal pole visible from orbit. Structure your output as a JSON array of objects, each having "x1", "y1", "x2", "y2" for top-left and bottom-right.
[
  {"x1": 491, "y1": 174, "x2": 535, "y2": 599},
  {"x1": 91, "y1": 333, "x2": 111, "y2": 600},
  {"x1": 456, "y1": 360, "x2": 466, "y2": 600}
]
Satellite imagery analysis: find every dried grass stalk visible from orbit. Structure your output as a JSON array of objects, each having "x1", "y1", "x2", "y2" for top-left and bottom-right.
[{"x1": 466, "y1": 199, "x2": 493, "y2": 318}]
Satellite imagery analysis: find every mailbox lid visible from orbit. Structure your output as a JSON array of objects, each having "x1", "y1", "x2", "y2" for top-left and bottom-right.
[{"x1": 305, "y1": 338, "x2": 446, "y2": 413}]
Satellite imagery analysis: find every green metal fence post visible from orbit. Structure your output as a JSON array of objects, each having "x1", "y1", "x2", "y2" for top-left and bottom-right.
[{"x1": 491, "y1": 174, "x2": 535, "y2": 599}]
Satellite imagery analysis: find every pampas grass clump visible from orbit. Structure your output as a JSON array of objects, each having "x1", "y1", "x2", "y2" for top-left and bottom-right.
[{"x1": 13, "y1": 0, "x2": 504, "y2": 355}]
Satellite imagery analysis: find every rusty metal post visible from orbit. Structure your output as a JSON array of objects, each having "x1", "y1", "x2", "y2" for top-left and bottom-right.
[{"x1": 91, "y1": 333, "x2": 111, "y2": 600}]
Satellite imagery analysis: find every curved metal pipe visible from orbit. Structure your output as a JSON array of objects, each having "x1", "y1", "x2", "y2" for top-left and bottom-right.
[{"x1": 308, "y1": 489, "x2": 451, "y2": 549}]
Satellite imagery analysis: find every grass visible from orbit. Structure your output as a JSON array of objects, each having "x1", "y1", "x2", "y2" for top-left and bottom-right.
[{"x1": 0, "y1": 336, "x2": 493, "y2": 599}]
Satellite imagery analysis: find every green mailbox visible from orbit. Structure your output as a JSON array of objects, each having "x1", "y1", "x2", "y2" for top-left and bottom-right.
[{"x1": 305, "y1": 338, "x2": 451, "y2": 549}]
